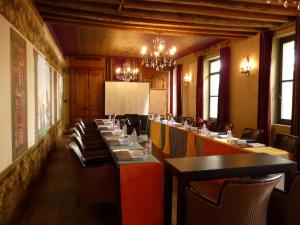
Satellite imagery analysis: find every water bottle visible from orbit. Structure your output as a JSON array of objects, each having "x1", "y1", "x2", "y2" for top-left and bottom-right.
[
  {"x1": 112, "y1": 117, "x2": 115, "y2": 125},
  {"x1": 116, "y1": 120, "x2": 120, "y2": 129},
  {"x1": 132, "y1": 128, "x2": 138, "y2": 143},
  {"x1": 227, "y1": 128, "x2": 232, "y2": 143},
  {"x1": 122, "y1": 124, "x2": 127, "y2": 137},
  {"x1": 108, "y1": 114, "x2": 111, "y2": 121},
  {"x1": 202, "y1": 123, "x2": 207, "y2": 134},
  {"x1": 184, "y1": 120, "x2": 188, "y2": 129},
  {"x1": 145, "y1": 139, "x2": 152, "y2": 158},
  {"x1": 170, "y1": 117, "x2": 174, "y2": 125}
]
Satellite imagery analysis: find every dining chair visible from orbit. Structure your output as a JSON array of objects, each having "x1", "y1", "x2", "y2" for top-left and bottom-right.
[
  {"x1": 268, "y1": 172, "x2": 300, "y2": 225},
  {"x1": 71, "y1": 133, "x2": 109, "y2": 158},
  {"x1": 240, "y1": 128, "x2": 263, "y2": 142},
  {"x1": 272, "y1": 133, "x2": 300, "y2": 166},
  {"x1": 69, "y1": 142, "x2": 117, "y2": 207},
  {"x1": 185, "y1": 175, "x2": 281, "y2": 225}
]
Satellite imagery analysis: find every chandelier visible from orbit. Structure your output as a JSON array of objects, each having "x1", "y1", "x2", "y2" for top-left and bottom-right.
[
  {"x1": 115, "y1": 62, "x2": 139, "y2": 82},
  {"x1": 266, "y1": 0, "x2": 300, "y2": 9},
  {"x1": 141, "y1": 37, "x2": 176, "y2": 71}
]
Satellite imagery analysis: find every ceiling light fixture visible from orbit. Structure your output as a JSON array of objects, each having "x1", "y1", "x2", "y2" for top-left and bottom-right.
[
  {"x1": 115, "y1": 62, "x2": 139, "y2": 82},
  {"x1": 266, "y1": 0, "x2": 300, "y2": 10},
  {"x1": 141, "y1": 37, "x2": 176, "y2": 71}
]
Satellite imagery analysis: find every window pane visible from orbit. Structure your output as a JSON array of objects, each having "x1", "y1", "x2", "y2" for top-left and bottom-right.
[
  {"x1": 282, "y1": 40, "x2": 295, "y2": 81},
  {"x1": 210, "y1": 74, "x2": 220, "y2": 96},
  {"x1": 281, "y1": 81, "x2": 293, "y2": 120},
  {"x1": 209, "y1": 97, "x2": 218, "y2": 118},
  {"x1": 210, "y1": 60, "x2": 220, "y2": 73}
]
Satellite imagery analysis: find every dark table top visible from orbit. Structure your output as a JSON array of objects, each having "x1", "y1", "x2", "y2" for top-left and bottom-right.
[{"x1": 165, "y1": 153, "x2": 297, "y2": 181}]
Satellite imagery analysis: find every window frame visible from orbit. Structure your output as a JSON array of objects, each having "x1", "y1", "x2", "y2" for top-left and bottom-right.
[
  {"x1": 208, "y1": 58, "x2": 220, "y2": 120},
  {"x1": 277, "y1": 35, "x2": 295, "y2": 125}
]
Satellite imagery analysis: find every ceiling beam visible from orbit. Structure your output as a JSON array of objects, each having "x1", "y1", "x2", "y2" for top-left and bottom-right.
[
  {"x1": 123, "y1": 1, "x2": 290, "y2": 22},
  {"x1": 141, "y1": 0, "x2": 300, "y2": 16},
  {"x1": 38, "y1": 7, "x2": 262, "y2": 33},
  {"x1": 41, "y1": 13, "x2": 255, "y2": 38},
  {"x1": 118, "y1": 0, "x2": 125, "y2": 12},
  {"x1": 35, "y1": 1, "x2": 281, "y2": 28}
]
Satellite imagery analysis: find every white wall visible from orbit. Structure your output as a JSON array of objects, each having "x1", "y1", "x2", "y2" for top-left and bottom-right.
[{"x1": 0, "y1": 16, "x2": 13, "y2": 171}]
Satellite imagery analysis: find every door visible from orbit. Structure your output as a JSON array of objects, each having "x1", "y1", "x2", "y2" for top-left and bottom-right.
[{"x1": 70, "y1": 68, "x2": 105, "y2": 124}]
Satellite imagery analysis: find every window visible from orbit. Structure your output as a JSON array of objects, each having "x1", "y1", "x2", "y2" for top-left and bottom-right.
[
  {"x1": 278, "y1": 37, "x2": 295, "y2": 125},
  {"x1": 208, "y1": 59, "x2": 220, "y2": 119}
]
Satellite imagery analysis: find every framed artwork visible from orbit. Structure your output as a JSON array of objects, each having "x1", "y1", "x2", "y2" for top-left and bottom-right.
[
  {"x1": 53, "y1": 70, "x2": 57, "y2": 123},
  {"x1": 34, "y1": 50, "x2": 52, "y2": 140},
  {"x1": 11, "y1": 28, "x2": 28, "y2": 160},
  {"x1": 57, "y1": 73, "x2": 63, "y2": 121}
]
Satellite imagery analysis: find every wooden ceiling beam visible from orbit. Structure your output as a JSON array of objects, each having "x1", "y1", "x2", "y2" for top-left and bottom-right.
[
  {"x1": 37, "y1": 6, "x2": 262, "y2": 33},
  {"x1": 43, "y1": 15, "x2": 248, "y2": 39},
  {"x1": 124, "y1": 1, "x2": 290, "y2": 22},
  {"x1": 41, "y1": 12, "x2": 256, "y2": 37},
  {"x1": 141, "y1": 0, "x2": 300, "y2": 16},
  {"x1": 35, "y1": 1, "x2": 280, "y2": 28},
  {"x1": 118, "y1": 0, "x2": 125, "y2": 12}
]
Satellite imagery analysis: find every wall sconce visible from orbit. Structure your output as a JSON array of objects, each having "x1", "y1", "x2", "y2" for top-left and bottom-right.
[
  {"x1": 240, "y1": 55, "x2": 252, "y2": 75},
  {"x1": 183, "y1": 73, "x2": 192, "y2": 85}
]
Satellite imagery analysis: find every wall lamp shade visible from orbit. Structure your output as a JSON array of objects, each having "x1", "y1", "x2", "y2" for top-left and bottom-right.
[
  {"x1": 240, "y1": 55, "x2": 252, "y2": 75},
  {"x1": 183, "y1": 73, "x2": 192, "y2": 84}
]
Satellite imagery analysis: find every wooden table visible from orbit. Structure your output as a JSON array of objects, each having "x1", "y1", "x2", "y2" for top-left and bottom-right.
[{"x1": 164, "y1": 153, "x2": 297, "y2": 225}]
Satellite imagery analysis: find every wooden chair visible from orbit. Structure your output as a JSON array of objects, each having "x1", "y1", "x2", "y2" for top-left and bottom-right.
[
  {"x1": 185, "y1": 175, "x2": 281, "y2": 225},
  {"x1": 69, "y1": 142, "x2": 117, "y2": 207},
  {"x1": 272, "y1": 133, "x2": 300, "y2": 166},
  {"x1": 268, "y1": 172, "x2": 300, "y2": 225},
  {"x1": 240, "y1": 128, "x2": 263, "y2": 142}
]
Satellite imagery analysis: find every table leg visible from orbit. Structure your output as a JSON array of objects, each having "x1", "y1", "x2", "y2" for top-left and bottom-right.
[
  {"x1": 285, "y1": 168, "x2": 297, "y2": 190},
  {"x1": 176, "y1": 179, "x2": 186, "y2": 225},
  {"x1": 165, "y1": 170, "x2": 173, "y2": 225}
]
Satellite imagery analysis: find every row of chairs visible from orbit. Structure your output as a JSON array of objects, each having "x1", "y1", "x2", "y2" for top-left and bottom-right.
[
  {"x1": 185, "y1": 172, "x2": 300, "y2": 225},
  {"x1": 241, "y1": 128, "x2": 300, "y2": 167},
  {"x1": 68, "y1": 119, "x2": 118, "y2": 207}
]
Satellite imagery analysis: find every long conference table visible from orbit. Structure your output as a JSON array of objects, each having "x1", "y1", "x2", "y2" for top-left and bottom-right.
[
  {"x1": 149, "y1": 119, "x2": 290, "y2": 158},
  {"x1": 96, "y1": 120, "x2": 164, "y2": 225}
]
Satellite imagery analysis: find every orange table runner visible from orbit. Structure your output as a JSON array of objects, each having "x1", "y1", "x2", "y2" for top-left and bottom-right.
[
  {"x1": 202, "y1": 137, "x2": 244, "y2": 156},
  {"x1": 120, "y1": 162, "x2": 164, "y2": 225}
]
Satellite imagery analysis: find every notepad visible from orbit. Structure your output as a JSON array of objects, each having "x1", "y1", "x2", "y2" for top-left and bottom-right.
[
  {"x1": 114, "y1": 149, "x2": 146, "y2": 160},
  {"x1": 248, "y1": 143, "x2": 266, "y2": 148}
]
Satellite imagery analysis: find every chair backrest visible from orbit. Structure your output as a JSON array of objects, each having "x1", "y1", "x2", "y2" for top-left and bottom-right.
[
  {"x1": 72, "y1": 133, "x2": 86, "y2": 152},
  {"x1": 71, "y1": 127, "x2": 82, "y2": 137},
  {"x1": 75, "y1": 122, "x2": 85, "y2": 135},
  {"x1": 218, "y1": 175, "x2": 281, "y2": 225},
  {"x1": 69, "y1": 142, "x2": 85, "y2": 167},
  {"x1": 272, "y1": 133, "x2": 300, "y2": 160},
  {"x1": 78, "y1": 118, "x2": 86, "y2": 128},
  {"x1": 184, "y1": 117, "x2": 194, "y2": 126},
  {"x1": 207, "y1": 120, "x2": 219, "y2": 132},
  {"x1": 240, "y1": 128, "x2": 262, "y2": 142},
  {"x1": 285, "y1": 172, "x2": 300, "y2": 225}
]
